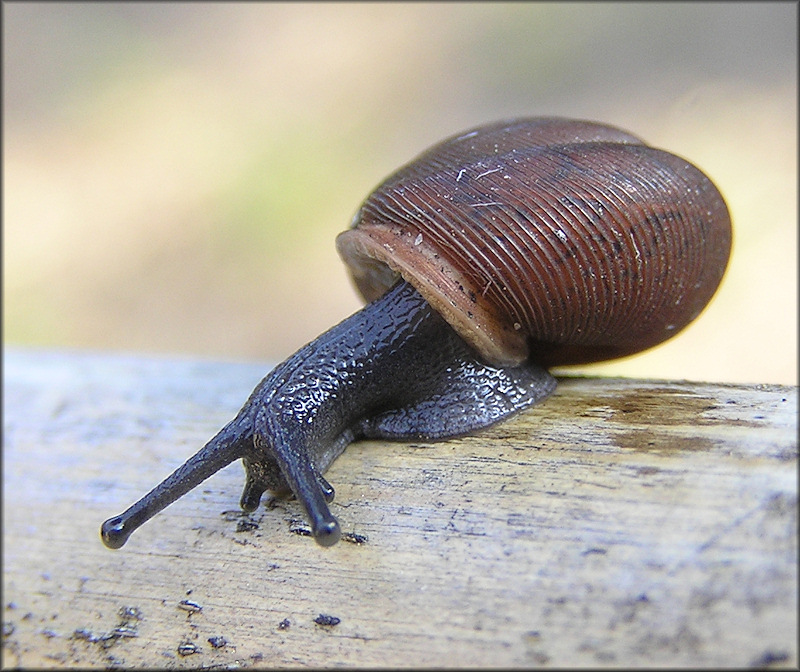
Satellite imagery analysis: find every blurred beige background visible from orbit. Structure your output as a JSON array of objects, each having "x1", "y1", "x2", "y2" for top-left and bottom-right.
[{"x1": 4, "y1": 2, "x2": 797, "y2": 385}]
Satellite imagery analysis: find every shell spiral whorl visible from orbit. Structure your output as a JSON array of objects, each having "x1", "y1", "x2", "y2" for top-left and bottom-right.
[{"x1": 337, "y1": 118, "x2": 731, "y2": 367}]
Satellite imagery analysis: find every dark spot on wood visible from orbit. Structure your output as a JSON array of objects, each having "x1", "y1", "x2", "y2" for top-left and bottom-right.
[
  {"x1": 749, "y1": 650, "x2": 789, "y2": 667},
  {"x1": 236, "y1": 519, "x2": 259, "y2": 533},
  {"x1": 178, "y1": 600, "x2": 202, "y2": 615},
  {"x1": 289, "y1": 520, "x2": 312, "y2": 537},
  {"x1": 581, "y1": 547, "x2": 607, "y2": 556},
  {"x1": 342, "y1": 532, "x2": 368, "y2": 545},
  {"x1": 118, "y1": 607, "x2": 141, "y2": 622},
  {"x1": 177, "y1": 641, "x2": 200, "y2": 657},
  {"x1": 314, "y1": 614, "x2": 341, "y2": 627},
  {"x1": 614, "y1": 429, "x2": 716, "y2": 454}
]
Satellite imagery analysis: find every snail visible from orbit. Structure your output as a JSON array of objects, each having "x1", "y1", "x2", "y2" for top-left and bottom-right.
[{"x1": 101, "y1": 117, "x2": 731, "y2": 549}]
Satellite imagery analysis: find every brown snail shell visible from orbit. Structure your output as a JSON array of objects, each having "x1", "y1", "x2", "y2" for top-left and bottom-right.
[{"x1": 337, "y1": 118, "x2": 731, "y2": 367}]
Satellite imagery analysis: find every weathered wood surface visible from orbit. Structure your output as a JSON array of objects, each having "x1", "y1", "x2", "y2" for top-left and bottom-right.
[{"x1": 2, "y1": 348, "x2": 797, "y2": 669}]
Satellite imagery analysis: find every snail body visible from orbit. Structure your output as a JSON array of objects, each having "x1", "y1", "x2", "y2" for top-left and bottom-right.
[{"x1": 101, "y1": 118, "x2": 731, "y2": 548}]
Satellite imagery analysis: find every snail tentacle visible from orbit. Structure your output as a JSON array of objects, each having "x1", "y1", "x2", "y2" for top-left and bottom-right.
[{"x1": 100, "y1": 413, "x2": 253, "y2": 549}]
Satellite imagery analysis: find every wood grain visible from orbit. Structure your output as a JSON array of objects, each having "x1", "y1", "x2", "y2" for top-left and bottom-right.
[{"x1": 2, "y1": 348, "x2": 797, "y2": 668}]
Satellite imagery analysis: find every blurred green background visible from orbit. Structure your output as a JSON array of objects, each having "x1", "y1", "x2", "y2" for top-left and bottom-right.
[{"x1": 4, "y1": 2, "x2": 797, "y2": 384}]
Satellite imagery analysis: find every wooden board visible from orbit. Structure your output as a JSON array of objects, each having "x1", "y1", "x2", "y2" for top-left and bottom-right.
[{"x1": 2, "y1": 348, "x2": 797, "y2": 668}]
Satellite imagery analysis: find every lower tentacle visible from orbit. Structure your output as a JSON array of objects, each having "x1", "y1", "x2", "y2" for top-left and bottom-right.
[{"x1": 252, "y1": 427, "x2": 341, "y2": 547}]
